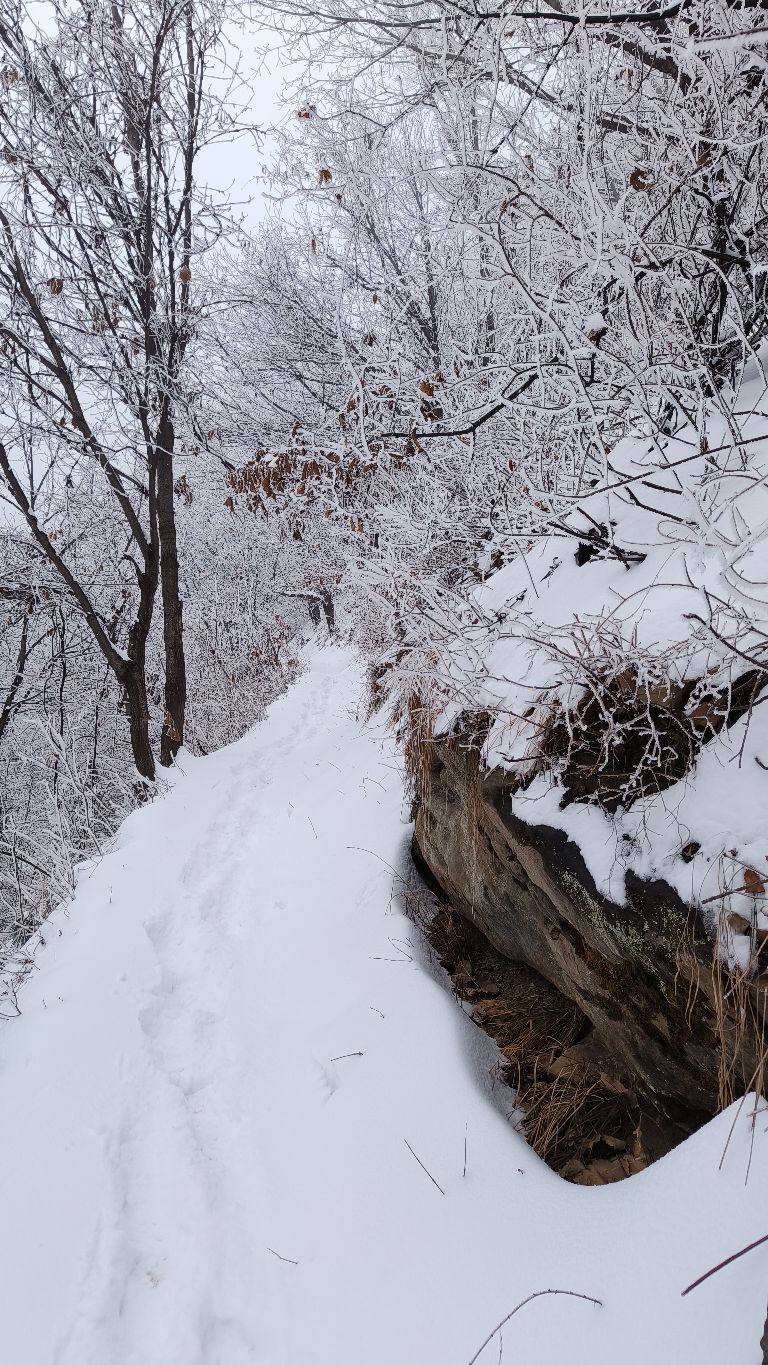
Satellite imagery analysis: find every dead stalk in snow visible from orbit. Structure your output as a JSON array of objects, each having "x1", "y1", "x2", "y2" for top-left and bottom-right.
[
  {"x1": 346, "y1": 842, "x2": 435, "y2": 930},
  {"x1": 468, "y1": 1289, "x2": 603, "y2": 1364},
  {"x1": 680, "y1": 1232, "x2": 768, "y2": 1296},
  {"x1": 711, "y1": 907, "x2": 767, "y2": 1117},
  {"x1": 266, "y1": 1246, "x2": 299, "y2": 1266},
  {"x1": 403, "y1": 1137, "x2": 445, "y2": 1195}
]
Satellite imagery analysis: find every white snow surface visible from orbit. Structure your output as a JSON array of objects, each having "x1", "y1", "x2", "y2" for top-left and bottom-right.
[{"x1": 1, "y1": 648, "x2": 767, "y2": 1365}]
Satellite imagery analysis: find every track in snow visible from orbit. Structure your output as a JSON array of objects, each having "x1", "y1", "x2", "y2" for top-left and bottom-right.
[{"x1": 1, "y1": 649, "x2": 767, "y2": 1365}]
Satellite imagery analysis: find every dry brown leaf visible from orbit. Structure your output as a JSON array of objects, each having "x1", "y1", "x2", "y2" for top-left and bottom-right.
[
  {"x1": 744, "y1": 867, "x2": 766, "y2": 896},
  {"x1": 629, "y1": 167, "x2": 654, "y2": 192}
]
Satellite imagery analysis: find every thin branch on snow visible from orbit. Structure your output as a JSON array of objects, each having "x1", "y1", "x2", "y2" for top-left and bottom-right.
[
  {"x1": 681, "y1": 1232, "x2": 768, "y2": 1296},
  {"x1": 468, "y1": 1289, "x2": 603, "y2": 1365},
  {"x1": 403, "y1": 1137, "x2": 446, "y2": 1195}
]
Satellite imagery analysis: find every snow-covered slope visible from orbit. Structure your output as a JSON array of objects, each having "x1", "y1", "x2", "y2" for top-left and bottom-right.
[
  {"x1": 0, "y1": 649, "x2": 766, "y2": 1365},
  {"x1": 431, "y1": 360, "x2": 768, "y2": 938}
]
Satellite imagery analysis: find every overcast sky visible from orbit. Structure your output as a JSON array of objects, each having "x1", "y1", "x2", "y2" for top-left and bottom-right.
[{"x1": 197, "y1": 20, "x2": 290, "y2": 232}]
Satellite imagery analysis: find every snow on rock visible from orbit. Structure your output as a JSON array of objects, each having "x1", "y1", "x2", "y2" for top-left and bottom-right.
[
  {"x1": 433, "y1": 361, "x2": 768, "y2": 924},
  {"x1": 0, "y1": 648, "x2": 766, "y2": 1365}
]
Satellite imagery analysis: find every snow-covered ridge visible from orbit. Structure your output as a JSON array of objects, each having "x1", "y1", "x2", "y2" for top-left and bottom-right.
[
  {"x1": 431, "y1": 361, "x2": 768, "y2": 947},
  {"x1": 0, "y1": 649, "x2": 766, "y2": 1364}
]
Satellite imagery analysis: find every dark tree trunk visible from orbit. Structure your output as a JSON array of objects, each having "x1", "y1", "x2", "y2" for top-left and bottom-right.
[
  {"x1": 320, "y1": 589, "x2": 335, "y2": 634},
  {"x1": 123, "y1": 661, "x2": 155, "y2": 781},
  {"x1": 156, "y1": 417, "x2": 187, "y2": 766},
  {"x1": 761, "y1": 1300, "x2": 768, "y2": 1365},
  {"x1": 0, "y1": 608, "x2": 30, "y2": 748},
  {"x1": 123, "y1": 558, "x2": 158, "y2": 782}
]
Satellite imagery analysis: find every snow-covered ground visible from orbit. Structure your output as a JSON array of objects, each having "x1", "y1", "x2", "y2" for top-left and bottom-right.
[{"x1": 0, "y1": 649, "x2": 766, "y2": 1365}]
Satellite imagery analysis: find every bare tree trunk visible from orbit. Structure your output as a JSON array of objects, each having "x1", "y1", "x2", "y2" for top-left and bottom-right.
[
  {"x1": 156, "y1": 418, "x2": 186, "y2": 767},
  {"x1": 124, "y1": 563, "x2": 158, "y2": 782},
  {"x1": 123, "y1": 662, "x2": 155, "y2": 781},
  {"x1": 0, "y1": 608, "x2": 30, "y2": 747},
  {"x1": 761, "y1": 1300, "x2": 768, "y2": 1365},
  {"x1": 0, "y1": 438, "x2": 159, "y2": 779},
  {"x1": 320, "y1": 589, "x2": 335, "y2": 634}
]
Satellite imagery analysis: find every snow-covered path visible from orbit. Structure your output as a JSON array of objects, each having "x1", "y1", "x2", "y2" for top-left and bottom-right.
[{"x1": 1, "y1": 649, "x2": 767, "y2": 1365}]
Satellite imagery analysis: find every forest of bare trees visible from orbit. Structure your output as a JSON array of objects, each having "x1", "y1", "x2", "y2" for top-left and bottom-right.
[{"x1": 2, "y1": 0, "x2": 768, "y2": 980}]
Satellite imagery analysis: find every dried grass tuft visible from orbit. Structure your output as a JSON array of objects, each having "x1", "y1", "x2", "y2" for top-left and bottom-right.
[
  {"x1": 516, "y1": 1062, "x2": 644, "y2": 1180},
  {"x1": 401, "y1": 691, "x2": 436, "y2": 828},
  {"x1": 711, "y1": 923, "x2": 768, "y2": 1113}
]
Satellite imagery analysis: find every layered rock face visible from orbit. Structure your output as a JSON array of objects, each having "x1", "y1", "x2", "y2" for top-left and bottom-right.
[{"x1": 414, "y1": 739, "x2": 764, "y2": 1172}]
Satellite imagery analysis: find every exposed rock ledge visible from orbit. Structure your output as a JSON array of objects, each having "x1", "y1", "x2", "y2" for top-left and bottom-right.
[{"x1": 413, "y1": 739, "x2": 765, "y2": 1180}]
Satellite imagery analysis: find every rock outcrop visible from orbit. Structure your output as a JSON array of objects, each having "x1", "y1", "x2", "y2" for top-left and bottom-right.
[{"x1": 414, "y1": 738, "x2": 765, "y2": 1177}]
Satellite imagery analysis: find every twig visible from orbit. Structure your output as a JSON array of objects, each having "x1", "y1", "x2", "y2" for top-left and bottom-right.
[
  {"x1": 718, "y1": 1089, "x2": 753, "y2": 1171},
  {"x1": 346, "y1": 844, "x2": 419, "y2": 891},
  {"x1": 330, "y1": 1051, "x2": 364, "y2": 1061},
  {"x1": 347, "y1": 844, "x2": 435, "y2": 925},
  {"x1": 372, "y1": 936, "x2": 414, "y2": 963},
  {"x1": 347, "y1": 843, "x2": 407, "y2": 878},
  {"x1": 403, "y1": 1137, "x2": 445, "y2": 1195},
  {"x1": 307, "y1": 816, "x2": 318, "y2": 839},
  {"x1": 468, "y1": 1290, "x2": 602, "y2": 1364},
  {"x1": 463, "y1": 1122, "x2": 468, "y2": 1178},
  {"x1": 388, "y1": 935, "x2": 413, "y2": 960},
  {"x1": 266, "y1": 1246, "x2": 299, "y2": 1266},
  {"x1": 681, "y1": 1232, "x2": 768, "y2": 1296}
]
